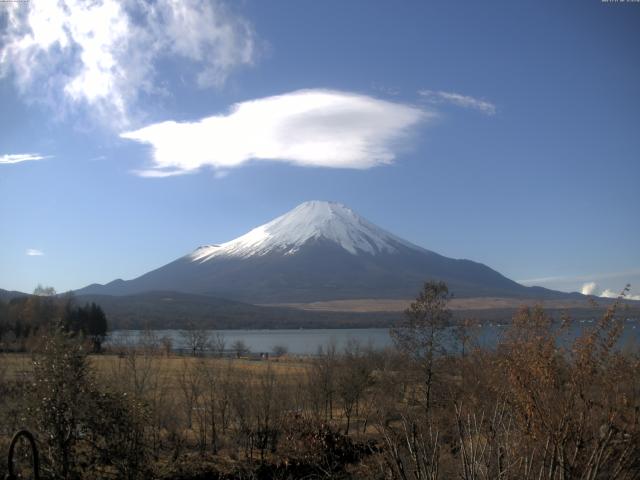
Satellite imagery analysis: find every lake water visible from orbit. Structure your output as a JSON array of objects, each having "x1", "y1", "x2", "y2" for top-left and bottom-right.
[{"x1": 108, "y1": 319, "x2": 640, "y2": 355}]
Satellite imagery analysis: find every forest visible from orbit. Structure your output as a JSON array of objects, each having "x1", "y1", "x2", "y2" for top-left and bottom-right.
[{"x1": 0, "y1": 290, "x2": 108, "y2": 353}]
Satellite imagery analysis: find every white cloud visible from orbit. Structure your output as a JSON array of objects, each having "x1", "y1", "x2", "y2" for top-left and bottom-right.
[
  {"x1": 121, "y1": 89, "x2": 429, "y2": 176},
  {"x1": 600, "y1": 289, "x2": 640, "y2": 301},
  {"x1": 0, "y1": 0, "x2": 255, "y2": 127},
  {"x1": 418, "y1": 90, "x2": 496, "y2": 115},
  {"x1": 580, "y1": 282, "x2": 640, "y2": 301},
  {"x1": 600, "y1": 289, "x2": 620, "y2": 299},
  {"x1": 581, "y1": 282, "x2": 598, "y2": 296},
  {"x1": 0, "y1": 153, "x2": 48, "y2": 164},
  {"x1": 26, "y1": 249, "x2": 44, "y2": 256}
]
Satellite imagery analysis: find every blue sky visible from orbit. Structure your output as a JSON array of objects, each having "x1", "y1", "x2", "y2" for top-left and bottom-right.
[{"x1": 1, "y1": 0, "x2": 639, "y2": 299}]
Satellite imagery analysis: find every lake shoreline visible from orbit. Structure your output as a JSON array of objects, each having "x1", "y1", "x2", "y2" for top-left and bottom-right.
[{"x1": 108, "y1": 320, "x2": 640, "y2": 356}]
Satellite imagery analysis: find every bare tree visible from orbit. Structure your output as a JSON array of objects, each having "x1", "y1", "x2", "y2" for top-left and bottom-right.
[
  {"x1": 191, "y1": 360, "x2": 210, "y2": 453},
  {"x1": 29, "y1": 329, "x2": 91, "y2": 479},
  {"x1": 391, "y1": 281, "x2": 451, "y2": 415},
  {"x1": 211, "y1": 331, "x2": 226, "y2": 357},
  {"x1": 138, "y1": 328, "x2": 160, "y2": 354},
  {"x1": 337, "y1": 339, "x2": 374, "y2": 434},
  {"x1": 253, "y1": 366, "x2": 286, "y2": 462},
  {"x1": 231, "y1": 339, "x2": 250, "y2": 358},
  {"x1": 272, "y1": 344, "x2": 288, "y2": 357},
  {"x1": 200, "y1": 361, "x2": 221, "y2": 453},
  {"x1": 160, "y1": 335, "x2": 173, "y2": 356},
  {"x1": 180, "y1": 327, "x2": 211, "y2": 356},
  {"x1": 177, "y1": 359, "x2": 202, "y2": 430},
  {"x1": 33, "y1": 284, "x2": 56, "y2": 296},
  {"x1": 454, "y1": 317, "x2": 478, "y2": 358},
  {"x1": 380, "y1": 414, "x2": 441, "y2": 480},
  {"x1": 110, "y1": 340, "x2": 160, "y2": 400},
  {"x1": 308, "y1": 340, "x2": 338, "y2": 422}
]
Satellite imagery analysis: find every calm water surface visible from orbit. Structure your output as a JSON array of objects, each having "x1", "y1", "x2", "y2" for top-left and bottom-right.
[{"x1": 109, "y1": 320, "x2": 640, "y2": 355}]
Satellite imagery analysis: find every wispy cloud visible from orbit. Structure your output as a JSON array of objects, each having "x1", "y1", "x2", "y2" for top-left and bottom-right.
[
  {"x1": 581, "y1": 282, "x2": 640, "y2": 301},
  {"x1": 0, "y1": 153, "x2": 49, "y2": 164},
  {"x1": 26, "y1": 249, "x2": 44, "y2": 256},
  {"x1": 0, "y1": 0, "x2": 255, "y2": 127},
  {"x1": 418, "y1": 90, "x2": 496, "y2": 115},
  {"x1": 371, "y1": 83, "x2": 400, "y2": 96},
  {"x1": 518, "y1": 268, "x2": 640, "y2": 285},
  {"x1": 133, "y1": 168, "x2": 194, "y2": 179},
  {"x1": 122, "y1": 89, "x2": 429, "y2": 177}
]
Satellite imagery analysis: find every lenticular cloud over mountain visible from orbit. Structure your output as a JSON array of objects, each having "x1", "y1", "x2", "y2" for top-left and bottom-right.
[{"x1": 121, "y1": 89, "x2": 428, "y2": 177}]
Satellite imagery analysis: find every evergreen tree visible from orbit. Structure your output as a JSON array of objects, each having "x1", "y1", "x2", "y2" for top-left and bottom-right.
[{"x1": 87, "y1": 303, "x2": 108, "y2": 352}]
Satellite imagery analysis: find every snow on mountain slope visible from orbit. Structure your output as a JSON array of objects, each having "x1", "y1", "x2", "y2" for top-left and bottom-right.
[{"x1": 190, "y1": 200, "x2": 421, "y2": 261}]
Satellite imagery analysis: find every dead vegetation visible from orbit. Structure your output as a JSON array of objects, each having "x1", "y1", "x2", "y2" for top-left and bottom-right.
[{"x1": 0, "y1": 284, "x2": 638, "y2": 479}]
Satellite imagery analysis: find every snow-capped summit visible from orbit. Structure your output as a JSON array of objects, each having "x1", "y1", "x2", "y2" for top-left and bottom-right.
[{"x1": 190, "y1": 200, "x2": 417, "y2": 262}]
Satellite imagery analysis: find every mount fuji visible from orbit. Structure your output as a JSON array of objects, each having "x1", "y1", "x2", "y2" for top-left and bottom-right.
[{"x1": 76, "y1": 201, "x2": 568, "y2": 303}]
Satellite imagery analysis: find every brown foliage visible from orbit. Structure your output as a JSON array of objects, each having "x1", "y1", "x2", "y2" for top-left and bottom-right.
[{"x1": 1, "y1": 285, "x2": 638, "y2": 479}]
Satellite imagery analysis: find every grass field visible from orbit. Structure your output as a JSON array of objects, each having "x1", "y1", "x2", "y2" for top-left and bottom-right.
[
  {"x1": 264, "y1": 296, "x2": 630, "y2": 312},
  {"x1": 1, "y1": 351, "x2": 312, "y2": 388},
  {"x1": 1, "y1": 301, "x2": 638, "y2": 479}
]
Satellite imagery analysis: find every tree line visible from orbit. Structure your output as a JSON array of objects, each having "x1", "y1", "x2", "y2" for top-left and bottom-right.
[{"x1": 0, "y1": 287, "x2": 108, "y2": 352}]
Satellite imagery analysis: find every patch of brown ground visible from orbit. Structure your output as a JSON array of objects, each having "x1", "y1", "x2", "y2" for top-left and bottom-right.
[{"x1": 263, "y1": 297, "x2": 605, "y2": 312}]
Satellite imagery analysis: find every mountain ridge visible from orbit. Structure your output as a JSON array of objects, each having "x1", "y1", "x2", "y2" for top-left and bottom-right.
[{"x1": 75, "y1": 201, "x2": 583, "y2": 303}]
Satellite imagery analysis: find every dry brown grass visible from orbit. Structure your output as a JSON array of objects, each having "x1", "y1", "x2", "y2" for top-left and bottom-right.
[
  {"x1": 262, "y1": 296, "x2": 628, "y2": 312},
  {"x1": 1, "y1": 299, "x2": 638, "y2": 480},
  {"x1": 0, "y1": 352, "x2": 312, "y2": 399}
]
